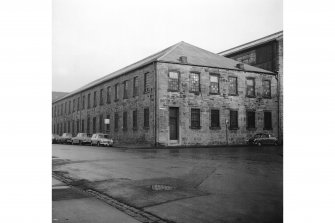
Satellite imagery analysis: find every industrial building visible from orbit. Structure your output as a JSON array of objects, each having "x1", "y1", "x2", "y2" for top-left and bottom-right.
[
  {"x1": 218, "y1": 31, "x2": 283, "y2": 143},
  {"x1": 52, "y1": 41, "x2": 278, "y2": 146}
]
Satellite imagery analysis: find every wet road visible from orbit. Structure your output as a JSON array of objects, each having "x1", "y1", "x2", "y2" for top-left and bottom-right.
[{"x1": 53, "y1": 144, "x2": 283, "y2": 223}]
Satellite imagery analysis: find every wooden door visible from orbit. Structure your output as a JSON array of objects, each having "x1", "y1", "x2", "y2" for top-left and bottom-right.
[{"x1": 169, "y1": 107, "x2": 179, "y2": 140}]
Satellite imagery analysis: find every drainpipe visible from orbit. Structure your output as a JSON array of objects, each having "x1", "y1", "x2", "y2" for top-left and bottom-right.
[
  {"x1": 274, "y1": 71, "x2": 280, "y2": 144},
  {"x1": 153, "y1": 61, "x2": 157, "y2": 147}
]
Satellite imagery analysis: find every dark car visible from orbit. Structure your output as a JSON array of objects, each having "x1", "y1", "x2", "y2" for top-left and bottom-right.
[
  {"x1": 246, "y1": 133, "x2": 278, "y2": 146},
  {"x1": 59, "y1": 133, "x2": 73, "y2": 144},
  {"x1": 52, "y1": 134, "x2": 60, "y2": 144},
  {"x1": 71, "y1": 133, "x2": 92, "y2": 145}
]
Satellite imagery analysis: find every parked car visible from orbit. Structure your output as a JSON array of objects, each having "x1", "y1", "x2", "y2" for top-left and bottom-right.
[
  {"x1": 246, "y1": 133, "x2": 278, "y2": 146},
  {"x1": 72, "y1": 133, "x2": 92, "y2": 145},
  {"x1": 59, "y1": 133, "x2": 73, "y2": 144},
  {"x1": 91, "y1": 133, "x2": 113, "y2": 147},
  {"x1": 52, "y1": 134, "x2": 60, "y2": 144}
]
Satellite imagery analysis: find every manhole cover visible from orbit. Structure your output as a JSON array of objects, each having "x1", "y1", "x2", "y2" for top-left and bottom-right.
[{"x1": 151, "y1": 184, "x2": 174, "y2": 191}]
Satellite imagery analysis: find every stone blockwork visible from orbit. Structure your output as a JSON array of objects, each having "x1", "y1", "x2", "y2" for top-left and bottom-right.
[
  {"x1": 52, "y1": 63, "x2": 156, "y2": 145},
  {"x1": 156, "y1": 62, "x2": 278, "y2": 146}
]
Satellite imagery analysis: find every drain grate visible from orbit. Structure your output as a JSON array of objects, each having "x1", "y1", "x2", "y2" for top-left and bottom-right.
[{"x1": 151, "y1": 184, "x2": 174, "y2": 191}]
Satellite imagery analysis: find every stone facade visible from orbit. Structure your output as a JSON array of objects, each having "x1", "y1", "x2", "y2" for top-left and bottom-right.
[
  {"x1": 156, "y1": 62, "x2": 278, "y2": 146},
  {"x1": 52, "y1": 41, "x2": 278, "y2": 147}
]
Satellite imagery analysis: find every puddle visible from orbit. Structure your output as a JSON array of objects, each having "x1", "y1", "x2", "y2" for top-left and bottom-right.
[{"x1": 151, "y1": 184, "x2": 175, "y2": 191}]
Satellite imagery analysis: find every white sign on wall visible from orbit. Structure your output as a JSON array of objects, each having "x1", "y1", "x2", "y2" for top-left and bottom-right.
[{"x1": 104, "y1": 119, "x2": 110, "y2": 124}]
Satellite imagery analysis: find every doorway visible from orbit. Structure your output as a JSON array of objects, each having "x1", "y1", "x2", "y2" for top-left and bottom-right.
[{"x1": 169, "y1": 107, "x2": 179, "y2": 140}]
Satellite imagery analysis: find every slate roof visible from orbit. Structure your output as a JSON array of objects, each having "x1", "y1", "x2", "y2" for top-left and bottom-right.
[{"x1": 53, "y1": 41, "x2": 273, "y2": 103}]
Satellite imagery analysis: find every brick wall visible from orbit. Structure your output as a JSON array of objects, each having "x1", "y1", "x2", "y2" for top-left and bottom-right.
[
  {"x1": 156, "y1": 62, "x2": 278, "y2": 146},
  {"x1": 52, "y1": 63, "x2": 156, "y2": 145}
]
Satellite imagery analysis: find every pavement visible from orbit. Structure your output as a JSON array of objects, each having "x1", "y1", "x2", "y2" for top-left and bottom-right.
[
  {"x1": 53, "y1": 144, "x2": 283, "y2": 223},
  {"x1": 52, "y1": 177, "x2": 140, "y2": 223}
]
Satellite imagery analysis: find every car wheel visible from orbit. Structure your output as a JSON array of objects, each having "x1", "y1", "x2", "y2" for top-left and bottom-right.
[
  {"x1": 91, "y1": 142, "x2": 94, "y2": 146},
  {"x1": 257, "y1": 142, "x2": 262, "y2": 146}
]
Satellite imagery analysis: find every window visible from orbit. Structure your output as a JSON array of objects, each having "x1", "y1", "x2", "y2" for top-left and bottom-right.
[
  {"x1": 107, "y1": 87, "x2": 111, "y2": 104},
  {"x1": 168, "y1": 71, "x2": 179, "y2": 91},
  {"x1": 133, "y1": 77, "x2": 139, "y2": 97},
  {"x1": 77, "y1": 97, "x2": 80, "y2": 110},
  {"x1": 133, "y1": 110, "x2": 137, "y2": 129},
  {"x1": 76, "y1": 120, "x2": 80, "y2": 133},
  {"x1": 99, "y1": 114, "x2": 103, "y2": 132},
  {"x1": 246, "y1": 78, "x2": 255, "y2": 97},
  {"x1": 100, "y1": 89, "x2": 104, "y2": 105},
  {"x1": 82, "y1": 120, "x2": 85, "y2": 132},
  {"x1": 247, "y1": 111, "x2": 256, "y2": 129},
  {"x1": 190, "y1": 72, "x2": 200, "y2": 93},
  {"x1": 191, "y1": 108, "x2": 201, "y2": 129},
  {"x1": 87, "y1": 93, "x2": 91, "y2": 109},
  {"x1": 92, "y1": 117, "x2": 96, "y2": 133},
  {"x1": 61, "y1": 104, "x2": 63, "y2": 115},
  {"x1": 114, "y1": 84, "x2": 119, "y2": 101},
  {"x1": 228, "y1": 76, "x2": 238, "y2": 95},
  {"x1": 114, "y1": 113, "x2": 119, "y2": 131},
  {"x1": 68, "y1": 121, "x2": 70, "y2": 132},
  {"x1": 144, "y1": 72, "x2": 150, "y2": 93},
  {"x1": 73, "y1": 99, "x2": 75, "y2": 112},
  {"x1": 72, "y1": 120, "x2": 74, "y2": 135},
  {"x1": 106, "y1": 115, "x2": 110, "y2": 131},
  {"x1": 263, "y1": 80, "x2": 271, "y2": 98},
  {"x1": 144, "y1": 108, "x2": 149, "y2": 128},
  {"x1": 87, "y1": 117, "x2": 90, "y2": 133},
  {"x1": 210, "y1": 109, "x2": 220, "y2": 128},
  {"x1": 82, "y1": 95, "x2": 85, "y2": 110},
  {"x1": 210, "y1": 74, "x2": 219, "y2": 94},
  {"x1": 65, "y1": 102, "x2": 67, "y2": 115},
  {"x1": 123, "y1": 80, "x2": 128, "y2": 99},
  {"x1": 123, "y1": 112, "x2": 127, "y2": 131},
  {"x1": 230, "y1": 110, "x2": 238, "y2": 130},
  {"x1": 93, "y1": 91, "x2": 97, "y2": 107},
  {"x1": 264, "y1": 111, "x2": 272, "y2": 130},
  {"x1": 57, "y1": 123, "x2": 59, "y2": 134},
  {"x1": 69, "y1": 101, "x2": 71, "y2": 114}
]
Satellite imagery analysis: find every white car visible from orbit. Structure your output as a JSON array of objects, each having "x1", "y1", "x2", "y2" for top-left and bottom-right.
[{"x1": 91, "y1": 133, "x2": 113, "y2": 147}]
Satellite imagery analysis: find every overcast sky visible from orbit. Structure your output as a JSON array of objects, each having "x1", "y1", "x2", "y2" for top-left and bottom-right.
[{"x1": 52, "y1": 0, "x2": 282, "y2": 92}]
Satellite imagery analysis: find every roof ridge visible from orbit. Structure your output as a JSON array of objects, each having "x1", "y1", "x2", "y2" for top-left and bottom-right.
[{"x1": 157, "y1": 41, "x2": 184, "y2": 61}]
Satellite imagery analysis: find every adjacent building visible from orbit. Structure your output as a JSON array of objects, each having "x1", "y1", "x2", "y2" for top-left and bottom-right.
[
  {"x1": 218, "y1": 31, "x2": 283, "y2": 143},
  {"x1": 52, "y1": 41, "x2": 278, "y2": 146}
]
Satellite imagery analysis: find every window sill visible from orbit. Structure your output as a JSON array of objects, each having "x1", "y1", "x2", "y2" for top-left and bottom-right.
[
  {"x1": 190, "y1": 126, "x2": 201, "y2": 130},
  {"x1": 114, "y1": 99, "x2": 119, "y2": 102},
  {"x1": 247, "y1": 127, "x2": 256, "y2": 131},
  {"x1": 262, "y1": 96, "x2": 272, "y2": 99},
  {"x1": 229, "y1": 127, "x2": 239, "y2": 130},
  {"x1": 210, "y1": 126, "x2": 221, "y2": 130},
  {"x1": 168, "y1": 89, "x2": 179, "y2": 93},
  {"x1": 246, "y1": 95, "x2": 256, "y2": 98},
  {"x1": 228, "y1": 93, "x2": 238, "y2": 96},
  {"x1": 263, "y1": 128, "x2": 273, "y2": 130},
  {"x1": 209, "y1": 92, "x2": 220, "y2": 95}
]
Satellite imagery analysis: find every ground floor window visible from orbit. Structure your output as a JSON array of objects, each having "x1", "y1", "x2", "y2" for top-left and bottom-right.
[
  {"x1": 230, "y1": 110, "x2": 238, "y2": 130},
  {"x1": 77, "y1": 120, "x2": 80, "y2": 133},
  {"x1": 114, "y1": 113, "x2": 119, "y2": 131},
  {"x1": 123, "y1": 112, "x2": 127, "y2": 131},
  {"x1": 191, "y1": 108, "x2": 201, "y2": 129},
  {"x1": 82, "y1": 119, "x2": 85, "y2": 132},
  {"x1": 264, "y1": 111, "x2": 272, "y2": 130},
  {"x1": 133, "y1": 110, "x2": 137, "y2": 130},
  {"x1": 247, "y1": 111, "x2": 255, "y2": 129},
  {"x1": 210, "y1": 109, "x2": 220, "y2": 128},
  {"x1": 92, "y1": 117, "x2": 96, "y2": 133},
  {"x1": 144, "y1": 108, "x2": 149, "y2": 128}
]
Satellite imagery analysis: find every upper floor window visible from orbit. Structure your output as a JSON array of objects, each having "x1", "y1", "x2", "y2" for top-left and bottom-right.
[
  {"x1": 191, "y1": 108, "x2": 201, "y2": 129},
  {"x1": 100, "y1": 89, "x2": 104, "y2": 105},
  {"x1": 87, "y1": 93, "x2": 91, "y2": 109},
  {"x1": 144, "y1": 72, "x2": 150, "y2": 93},
  {"x1": 263, "y1": 80, "x2": 271, "y2": 98},
  {"x1": 69, "y1": 101, "x2": 71, "y2": 114},
  {"x1": 123, "y1": 80, "x2": 129, "y2": 99},
  {"x1": 61, "y1": 104, "x2": 63, "y2": 115},
  {"x1": 82, "y1": 95, "x2": 85, "y2": 110},
  {"x1": 133, "y1": 110, "x2": 137, "y2": 129},
  {"x1": 114, "y1": 113, "x2": 119, "y2": 131},
  {"x1": 190, "y1": 72, "x2": 200, "y2": 93},
  {"x1": 168, "y1": 71, "x2": 179, "y2": 91},
  {"x1": 93, "y1": 91, "x2": 97, "y2": 107},
  {"x1": 210, "y1": 74, "x2": 219, "y2": 94},
  {"x1": 115, "y1": 84, "x2": 119, "y2": 101},
  {"x1": 246, "y1": 78, "x2": 255, "y2": 97},
  {"x1": 228, "y1": 76, "x2": 238, "y2": 95},
  {"x1": 65, "y1": 102, "x2": 67, "y2": 115},
  {"x1": 133, "y1": 77, "x2": 139, "y2": 97},
  {"x1": 123, "y1": 112, "x2": 127, "y2": 131},
  {"x1": 229, "y1": 110, "x2": 238, "y2": 130},
  {"x1": 73, "y1": 99, "x2": 75, "y2": 112},
  {"x1": 107, "y1": 87, "x2": 111, "y2": 104},
  {"x1": 77, "y1": 97, "x2": 80, "y2": 110}
]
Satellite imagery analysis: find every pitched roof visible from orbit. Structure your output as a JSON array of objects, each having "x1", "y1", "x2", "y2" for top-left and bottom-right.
[
  {"x1": 53, "y1": 41, "x2": 273, "y2": 104},
  {"x1": 52, "y1": 91, "x2": 68, "y2": 102},
  {"x1": 218, "y1": 31, "x2": 283, "y2": 56}
]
